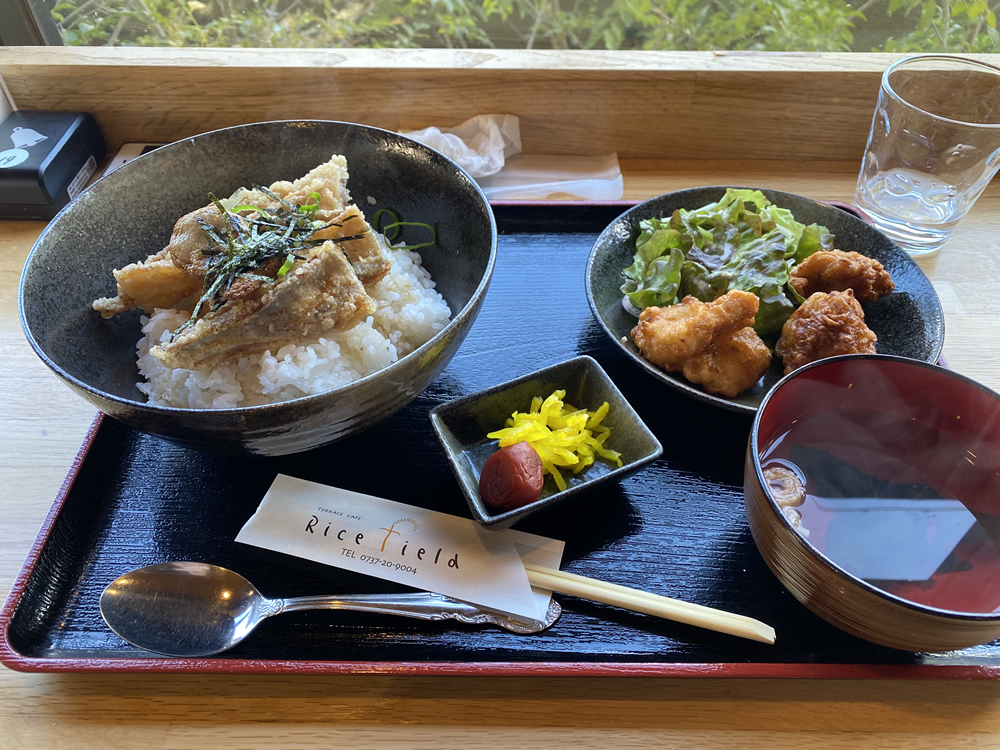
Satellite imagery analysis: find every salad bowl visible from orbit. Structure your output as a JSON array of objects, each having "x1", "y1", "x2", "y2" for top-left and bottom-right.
[{"x1": 585, "y1": 187, "x2": 945, "y2": 414}]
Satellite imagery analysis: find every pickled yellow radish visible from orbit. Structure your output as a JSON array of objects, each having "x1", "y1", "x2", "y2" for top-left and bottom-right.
[{"x1": 486, "y1": 389, "x2": 622, "y2": 491}]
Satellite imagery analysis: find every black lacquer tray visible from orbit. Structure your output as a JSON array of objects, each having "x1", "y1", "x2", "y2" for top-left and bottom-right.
[{"x1": 3, "y1": 203, "x2": 998, "y2": 677}]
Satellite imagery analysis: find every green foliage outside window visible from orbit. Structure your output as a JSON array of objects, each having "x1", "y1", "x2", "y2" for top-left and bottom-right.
[
  {"x1": 50, "y1": 0, "x2": 1000, "y2": 52},
  {"x1": 880, "y1": 0, "x2": 999, "y2": 51}
]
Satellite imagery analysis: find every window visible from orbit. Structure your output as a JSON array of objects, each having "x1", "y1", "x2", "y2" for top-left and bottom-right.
[{"x1": 3, "y1": 0, "x2": 998, "y2": 52}]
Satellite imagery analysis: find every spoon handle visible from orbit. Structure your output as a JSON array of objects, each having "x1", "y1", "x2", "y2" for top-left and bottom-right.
[{"x1": 275, "y1": 592, "x2": 559, "y2": 634}]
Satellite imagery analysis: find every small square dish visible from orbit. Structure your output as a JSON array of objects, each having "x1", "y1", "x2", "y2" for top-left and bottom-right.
[{"x1": 429, "y1": 355, "x2": 663, "y2": 528}]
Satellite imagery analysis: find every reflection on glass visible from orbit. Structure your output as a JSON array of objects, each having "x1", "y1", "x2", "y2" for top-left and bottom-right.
[{"x1": 761, "y1": 408, "x2": 1000, "y2": 615}]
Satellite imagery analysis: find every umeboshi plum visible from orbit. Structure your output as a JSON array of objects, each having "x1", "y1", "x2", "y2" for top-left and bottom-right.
[{"x1": 478, "y1": 441, "x2": 544, "y2": 512}]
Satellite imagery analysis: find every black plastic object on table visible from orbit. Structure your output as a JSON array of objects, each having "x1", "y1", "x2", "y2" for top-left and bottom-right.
[{"x1": 0, "y1": 111, "x2": 106, "y2": 220}]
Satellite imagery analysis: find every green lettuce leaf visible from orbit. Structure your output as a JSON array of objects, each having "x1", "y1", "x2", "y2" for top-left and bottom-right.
[
  {"x1": 619, "y1": 189, "x2": 833, "y2": 338},
  {"x1": 723, "y1": 233, "x2": 796, "y2": 334},
  {"x1": 686, "y1": 222, "x2": 740, "y2": 271},
  {"x1": 680, "y1": 259, "x2": 732, "y2": 302},
  {"x1": 792, "y1": 222, "x2": 835, "y2": 263},
  {"x1": 677, "y1": 231, "x2": 796, "y2": 335},
  {"x1": 621, "y1": 224, "x2": 686, "y2": 308}
]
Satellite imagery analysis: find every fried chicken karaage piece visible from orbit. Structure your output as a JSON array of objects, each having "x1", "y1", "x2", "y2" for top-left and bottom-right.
[
  {"x1": 631, "y1": 290, "x2": 771, "y2": 396},
  {"x1": 775, "y1": 290, "x2": 877, "y2": 375},
  {"x1": 631, "y1": 290, "x2": 759, "y2": 370},
  {"x1": 789, "y1": 250, "x2": 894, "y2": 302},
  {"x1": 679, "y1": 326, "x2": 773, "y2": 397}
]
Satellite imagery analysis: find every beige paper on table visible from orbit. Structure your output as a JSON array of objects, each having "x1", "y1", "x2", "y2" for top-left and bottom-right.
[{"x1": 236, "y1": 475, "x2": 564, "y2": 621}]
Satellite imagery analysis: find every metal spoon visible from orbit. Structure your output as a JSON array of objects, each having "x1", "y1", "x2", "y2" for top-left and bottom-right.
[{"x1": 99, "y1": 561, "x2": 561, "y2": 657}]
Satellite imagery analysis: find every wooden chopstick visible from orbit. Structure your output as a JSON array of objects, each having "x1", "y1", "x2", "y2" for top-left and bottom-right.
[{"x1": 523, "y1": 563, "x2": 776, "y2": 645}]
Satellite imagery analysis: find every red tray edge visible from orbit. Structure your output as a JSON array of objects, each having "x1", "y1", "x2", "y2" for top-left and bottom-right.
[
  {"x1": 0, "y1": 200, "x2": 966, "y2": 677},
  {"x1": 1, "y1": 413, "x2": 105, "y2": 666},
  {"x1": 1, "y1": 653, "x2": 997, "y2": 679}
]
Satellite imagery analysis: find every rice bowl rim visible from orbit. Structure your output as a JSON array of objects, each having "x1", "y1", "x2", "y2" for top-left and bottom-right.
[{"x1": 19, "y1": 119, "x2": 499, "y2": 415}]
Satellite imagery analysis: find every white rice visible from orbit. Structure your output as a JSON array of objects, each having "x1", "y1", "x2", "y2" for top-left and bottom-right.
[{"x1": 135, "y1": 242, "x2": 451, "y2": 408}]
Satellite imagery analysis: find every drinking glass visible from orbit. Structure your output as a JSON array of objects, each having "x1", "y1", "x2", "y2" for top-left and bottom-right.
[{"x1": 855, "y1": 55, "x2": 1000, "y2": 255}]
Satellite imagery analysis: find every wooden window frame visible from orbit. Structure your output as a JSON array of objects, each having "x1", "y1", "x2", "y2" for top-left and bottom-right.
[{"x1": 2, "y1": 47, "x2": 999, "y2": 160}]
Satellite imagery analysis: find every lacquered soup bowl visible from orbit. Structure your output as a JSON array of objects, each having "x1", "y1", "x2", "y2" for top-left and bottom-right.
[{"x1": 745, "y1": 355, "x2": 1000, "y2": 652}]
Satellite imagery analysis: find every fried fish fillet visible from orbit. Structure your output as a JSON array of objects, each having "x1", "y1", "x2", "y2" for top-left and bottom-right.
[
  {"x1": 150, "y1": 239, "x2": 375, "y2": 370},
  {"x1": 630, "y1": 290, "x2": 759, "y2": 371},
  {"x1": 164, "y1": 203, "x2": 221, "y2": 281},
  {"x1": 789, "y1": 250, "x2": 894, "y2": 302},
  {"x1": 91, "y1": 247, "x2": 202, "y2": 318},
  {"x1": 225, "y1": 154, "x2": 351, "y2": 220},
  {"x1": 312, "y1": 205, "x2": 392, "y2": 286},
  {"x1": 266, "y1": 154, "x2": 352, "y2": 219},
  {"x1": 775, "y1": 290, "x2": 877, "y2": 374},
  {"x1": 164, "y1": 200, "x2": 391, "y2": 289},
  {"x1": 679, "y1": 326, "x2": 772, "y2": 398},
  {"x1": 92, "y1": 155, "x2": 390, "y2": 318}
]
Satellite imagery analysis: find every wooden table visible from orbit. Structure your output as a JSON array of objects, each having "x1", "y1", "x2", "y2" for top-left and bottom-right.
[{"x1": 2, "y1": 162, "x2": 998, "y2": 749}]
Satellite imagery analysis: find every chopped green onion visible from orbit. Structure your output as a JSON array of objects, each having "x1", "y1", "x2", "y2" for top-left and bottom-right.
[
  {"x1": 276, "y1": 253, "x2": 296, "y2": 278},
  {"x1": 299, "y1": 191, "x2": 322, "y2": 218},
  {"x1": 373, "y1": 209, "x2": 401, "y2": 241},
  {"x1": 380, "y1": 220, "x2": 436, "y2": 250},
  {"x1": 230, "y1": 204, "x2": 275, "y2": 219}
]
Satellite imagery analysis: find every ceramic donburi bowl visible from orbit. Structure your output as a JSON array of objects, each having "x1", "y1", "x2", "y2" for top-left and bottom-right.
[{"x1": 20, "y1": 120, "x2": 497, "y2": 455}]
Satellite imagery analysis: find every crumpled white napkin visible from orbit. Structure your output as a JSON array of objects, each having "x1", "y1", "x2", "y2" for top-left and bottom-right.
[
  {"x1": 401, "y1": 114, "x2": 522, "y2": 179},
  {"x1": 401, "y1": 114, "x2": 624, "y2": 201}
]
